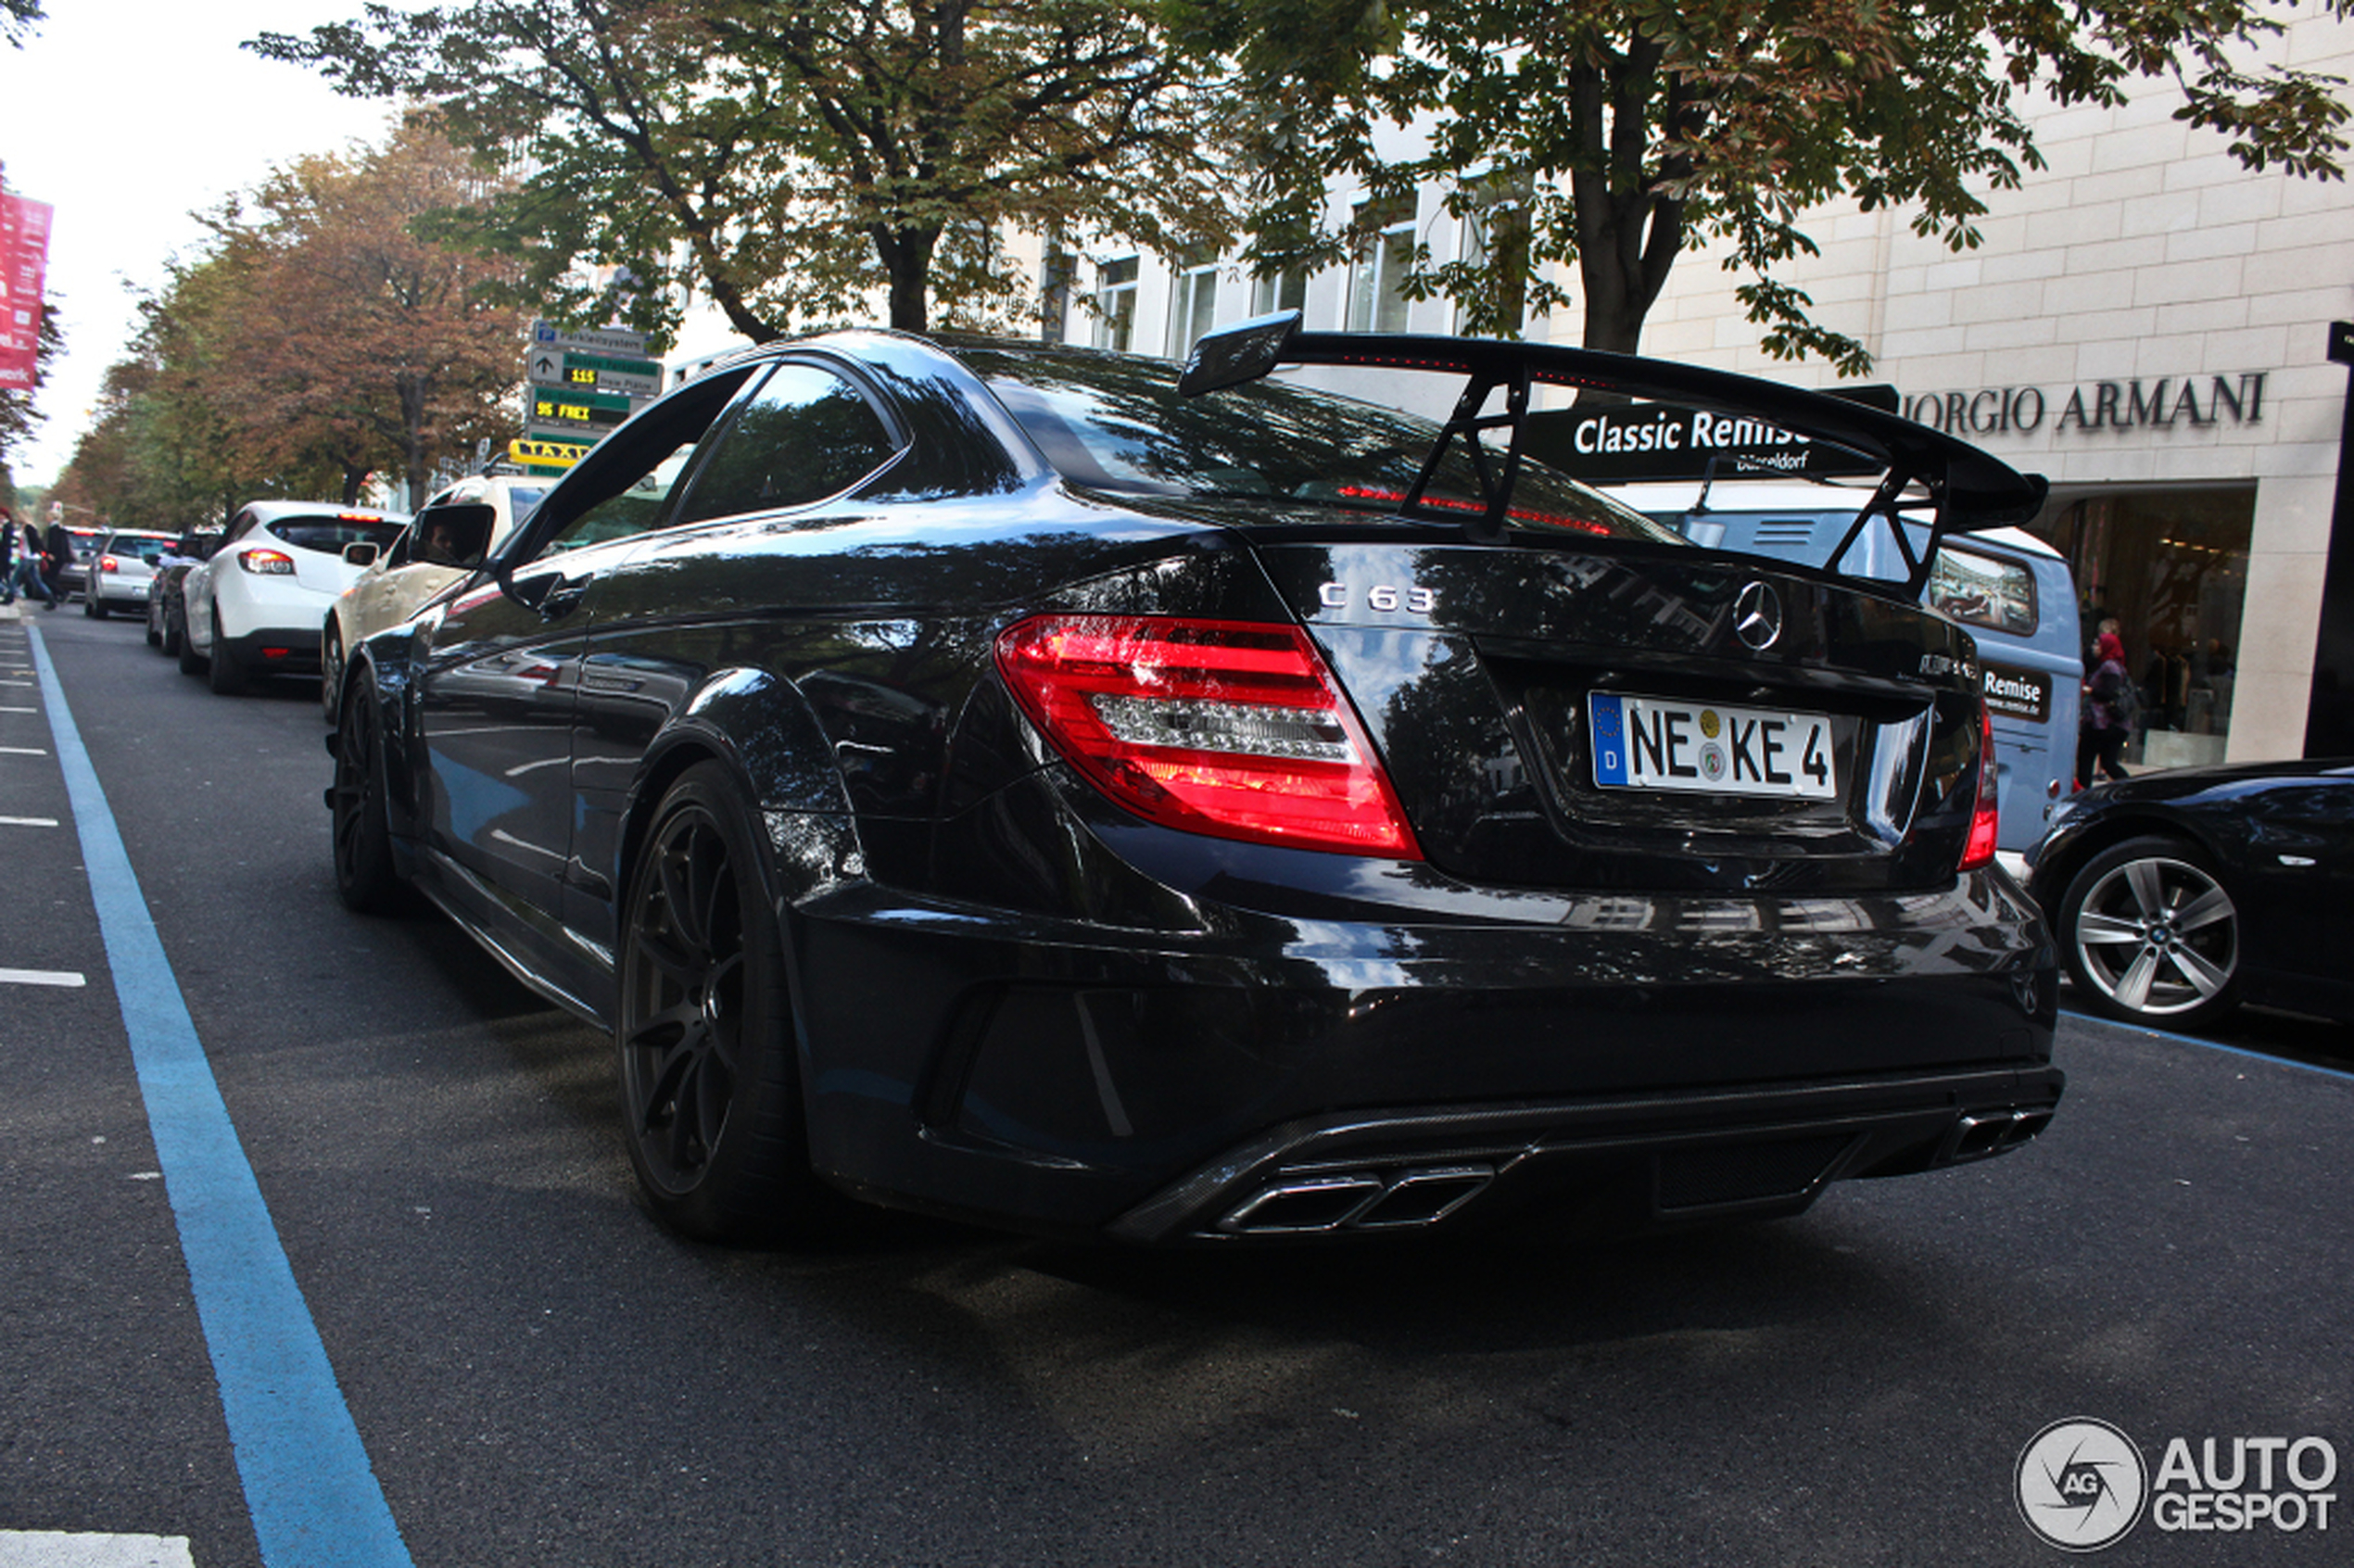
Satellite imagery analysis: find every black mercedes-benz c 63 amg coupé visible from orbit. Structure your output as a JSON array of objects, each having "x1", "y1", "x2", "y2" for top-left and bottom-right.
[{"x1": 328, "y1": 314, "x2": 2062, "y2": 1246}]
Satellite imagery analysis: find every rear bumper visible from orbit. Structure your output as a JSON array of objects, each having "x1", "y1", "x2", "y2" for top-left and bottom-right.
[
  {"x1": 1108, "y1": 1064, "x2": 2064, "y2": 1243},
  {"x1": 218, "y1": 626, "x2": 326, "y2": 676},
  {"x1": 787, "y1": 860, "x2": 2059, "y2": 1241}
]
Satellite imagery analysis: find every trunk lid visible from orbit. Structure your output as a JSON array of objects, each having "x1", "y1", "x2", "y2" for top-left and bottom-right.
[{"x1": 1248, "y1": 535, "x2": 1986, "y2": 895}]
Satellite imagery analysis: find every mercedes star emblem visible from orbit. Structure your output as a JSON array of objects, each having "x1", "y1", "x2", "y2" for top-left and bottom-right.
[{"x1": 1733, "y1": 580, "x2": 1783, "y2": 651}]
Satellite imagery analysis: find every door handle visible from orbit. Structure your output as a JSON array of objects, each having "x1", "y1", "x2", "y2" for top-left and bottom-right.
[{"x1": 537, "y1": 575, "x2": 589, "y2": 621}]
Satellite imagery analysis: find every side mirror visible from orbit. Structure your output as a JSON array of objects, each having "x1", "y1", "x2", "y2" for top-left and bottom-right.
[
  {"x1": 413, "y1": 503, "x2": 497, "y2": 569},
  {"x1": 343, "y1": 541, "x2": 381, "y2": 568}
]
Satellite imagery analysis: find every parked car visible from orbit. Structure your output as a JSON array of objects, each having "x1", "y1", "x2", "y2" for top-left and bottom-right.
[
  {"x1": 146, "y1": 528, "x2": 222, "y2": 652},
  {"x1": 179, "y1": 502, "x2": 407, "y2": 694},
  {"x1": 328, "y1": 319, "x2": 2059, "y2": 1246},
  {"x1": 84, "y1": 528, "x2": 178, "y2": 619},
  {"x1": 323, "y1": 473, "x2": 546, "y2": 723},
  {"x1": 50, "y1": 525, "x2": 106, "y2": 601},
  {"x1": 2027, "y1": 758, "x2": 2354, "y2": 1027}
]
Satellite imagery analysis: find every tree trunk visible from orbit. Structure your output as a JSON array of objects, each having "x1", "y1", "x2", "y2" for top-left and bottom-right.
[{"x1": 873, "y1": 224, "x2": 940, "y2": 332}]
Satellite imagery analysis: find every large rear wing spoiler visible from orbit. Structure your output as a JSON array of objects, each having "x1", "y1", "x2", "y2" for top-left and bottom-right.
[{"x1": 1179, "y1": 311, "x2": 2049, "y2": 597}]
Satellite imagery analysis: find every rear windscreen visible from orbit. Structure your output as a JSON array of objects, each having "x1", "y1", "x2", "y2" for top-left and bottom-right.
[
  {"x1": 105, "y1": 537, "x2": 173, "y2": 563},
  {"x1": 265, "y1": 516, "x2": 409, "y2": 555},
  {"x1": 1928, "y1": 547, "x2": 2038, "y2": 636},
  {"x1": 968, "y1": 348, "x2": 1683, "y2": 544}
]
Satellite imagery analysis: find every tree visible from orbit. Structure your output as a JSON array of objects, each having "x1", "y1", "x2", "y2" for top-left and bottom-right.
[
  {"x1": 2, "y1": 1, "x2": 43, "y2": 48},
  {"x1": 57, "y1": 120, "x2": 527, "y2": 521},
  {"x1": 1177, "y1": 0, "x2": 2354, "y2": 370},
  {"x1": 223, "y1": 118, "x2": 527, "y2": 503},
  {"x1": 250, "y1": 0, "x2": 1240, "y2": 338}
]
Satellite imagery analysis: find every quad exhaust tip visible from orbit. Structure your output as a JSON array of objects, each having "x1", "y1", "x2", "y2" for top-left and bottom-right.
[{"x1": 1216, "y1": 1165, "x2": 1496, "y2": 1236}]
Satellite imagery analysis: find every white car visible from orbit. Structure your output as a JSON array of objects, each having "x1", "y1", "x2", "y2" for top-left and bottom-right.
[
  {"x1": 180, "y1": 500, "x2": 409, "y2": 695},
  {"x1": 83, "y1": 528, "x2": 179, "y2": 619},
  {"x1": 322, "y1": 473, "x2": 546, "y2": 722}
]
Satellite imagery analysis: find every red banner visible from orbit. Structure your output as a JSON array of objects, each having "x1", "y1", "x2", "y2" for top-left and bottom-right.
[{"x1": 0, "y1": 193, "x2": 53, "y2": 391}]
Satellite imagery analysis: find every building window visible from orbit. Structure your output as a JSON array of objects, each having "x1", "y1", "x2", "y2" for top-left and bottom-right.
[
  {"x1": 2038, "y1": 488, "x2": 2253, "y2": 771},
  {"x1": 1346, "y1": 196, "x2": 1416, "y2": 334},
  {"x1": 1168, "y1": 262, "x2": 1220, "y2": 359},
  {"x1": 1250, "y1": 268, "x2": 1306, "y2": 318},
  {"x1": 1094, "y1": 257, "x2": 1139, "y2": 351}
]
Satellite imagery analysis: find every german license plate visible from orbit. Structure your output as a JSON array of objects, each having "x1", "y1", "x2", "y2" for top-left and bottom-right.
[{"x1": 1589, "y1": 692, "x2": 1837, "y2": 798}]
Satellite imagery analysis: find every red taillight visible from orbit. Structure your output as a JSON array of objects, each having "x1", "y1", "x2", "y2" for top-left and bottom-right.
[
  {"x1": 238, "y1": 549, "x2": 297, "y2": 575},
  {"x1": 994, "y1": 614, "x2": 1422, "y2": 859},
  {"x1": 1960, "y1": 704, "x2": 2001, "y2": 872},
  {"x1": 99, "y1": 555, "x2": 120, "y2": 573}
]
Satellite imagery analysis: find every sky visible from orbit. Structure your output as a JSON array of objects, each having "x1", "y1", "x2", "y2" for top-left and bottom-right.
[{"x1": 0, "y1": 2, "x2": 399, "y2": 484}]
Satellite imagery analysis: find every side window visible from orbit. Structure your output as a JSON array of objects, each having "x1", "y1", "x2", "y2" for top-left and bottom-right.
[
  {"x1": 674, "y1": 364, "x2": 898, "y2": 525},
  {"x1": 523, "y1": 365, "x2": 759, "y2": 559},
  {"x1": 541, "y1": 438, "x2": 702, "y2": 552},
  {"x1": 224, "y1": 511, "x2": 258, "y2": 544}
]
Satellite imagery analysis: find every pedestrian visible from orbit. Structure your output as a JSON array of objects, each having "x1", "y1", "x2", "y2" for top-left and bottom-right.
[
  {"x1": 0, "y1": 507, "x2": 14, "y2": 604},
  {"x1": 2076, "y1": 629, "x2": 2135, "y2": 787},
  {"x1": 4, "y1": 514, "x2": 52, "y2": 607},
  {"x1": 42, "y1": 514, "x2": 72, "y2": 609}
]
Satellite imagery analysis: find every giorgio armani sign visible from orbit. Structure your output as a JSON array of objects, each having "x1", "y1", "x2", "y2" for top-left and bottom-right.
[{"x1": 1899, "y1": 373, "x2": 2270, "y2": 438}]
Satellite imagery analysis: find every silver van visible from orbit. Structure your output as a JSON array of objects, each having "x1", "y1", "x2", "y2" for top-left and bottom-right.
[{"x1": 1610, "y1": 479, "x2": 2081, "y2": 854}]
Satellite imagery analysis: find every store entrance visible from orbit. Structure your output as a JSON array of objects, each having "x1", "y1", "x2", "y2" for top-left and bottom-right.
[{"x1": 2032, "y1": 486, "x2": 2254, "y2": 771}]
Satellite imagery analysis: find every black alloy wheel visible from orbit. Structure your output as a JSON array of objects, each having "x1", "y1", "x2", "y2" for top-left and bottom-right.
[
  {"x1": 617, "y1": 764, "x2": 849, "y2": 1244},
  {"x1": 330, "y1": 683, "x2": 404, "y2": 914},
  {"x1": 2059, "y1": 835, "x2": 2243, "y2": 1028}
]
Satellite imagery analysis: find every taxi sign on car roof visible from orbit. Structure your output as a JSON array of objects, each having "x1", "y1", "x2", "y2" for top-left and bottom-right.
[{"x1": 508, "y1": 437, "x2": 590, "y2": 474}]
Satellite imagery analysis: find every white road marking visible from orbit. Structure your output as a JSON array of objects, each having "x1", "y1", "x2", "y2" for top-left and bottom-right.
[
  {"x1": 0, "y1": 967, "x2": 86, "y2": 987},
  {"x1": 0, "y1": 816, "x2": 60, "y2": 827},
  {"x1": 0, "y1": 1532, "x2": 196, "y2": 1567},
  {"x1": 0, "y1": 746, "x2": 49, "y2": 755}
]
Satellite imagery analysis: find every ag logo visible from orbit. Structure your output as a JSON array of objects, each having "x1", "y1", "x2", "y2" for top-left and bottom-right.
[{"x1": 2018, "y1": 1419, "x2": 2148, "y2": 1551}]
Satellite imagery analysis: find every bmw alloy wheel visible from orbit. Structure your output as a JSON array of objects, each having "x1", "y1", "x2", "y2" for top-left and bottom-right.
[{"x1": 2063, "y1": 839, "x2": 2240, "y2": 1026}]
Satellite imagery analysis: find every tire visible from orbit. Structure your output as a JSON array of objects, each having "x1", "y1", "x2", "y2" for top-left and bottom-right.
[
  {"x1": 145, "y1": 602, "x2": 161, "y2": 646},
  {"x1": 206, "y1": 604, "x2": 247, "y2": 694},
  {"x1": 321, "y1": 624, "x2": 345, "y2": 727},
  {"x1": 2058, "y1": 834, "x2": 2243, "y2": 1028},
  {"x1": 329, "y1": 681, "x2": 405, "y2": 914},
  {"x1": 162, "y1": 597, "x2": 185, "y2": 657},
  {"x1": 616, "y1": 763, "x2": 854, "y2": 1244}
]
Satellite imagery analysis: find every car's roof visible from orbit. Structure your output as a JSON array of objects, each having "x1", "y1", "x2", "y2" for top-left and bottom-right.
[
  {"x1": 102, "y1": 528, "x2": 177, "y2": 540},
  {"x1": 238, "y1": 499, "x2": 403, "y2": 521}
]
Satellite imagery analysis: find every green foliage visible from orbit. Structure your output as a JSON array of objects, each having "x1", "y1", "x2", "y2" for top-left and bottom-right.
[
  {"x1": 1177, "y1": 0, "x2": 2354, "y2": 368},
  {"x1": 1, "y1": 0, "x2": 43, "y2": 48},
  {"x1": 253, "y1": 0, "x2": 1242, "y2": 336}
]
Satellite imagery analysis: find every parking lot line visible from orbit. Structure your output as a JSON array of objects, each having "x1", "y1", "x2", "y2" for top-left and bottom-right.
[
  {"x1": 0, "y1": 1530, "x2": 196, "y2": 1567},
  {"x1": 25, "y1": 626, "x2": 414, "y2": 1568},
  {"x1": 0, "y1": 967, "x2": 84, "y2": 987}
]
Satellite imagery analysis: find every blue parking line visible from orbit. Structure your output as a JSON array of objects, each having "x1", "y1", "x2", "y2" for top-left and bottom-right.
[
  {"x1": 28, "y1": 626, "x2": 413, "y2": 1568},
  {"x1": 2061, "y1": 1006, "x2": 2354, "y2": 1083}
]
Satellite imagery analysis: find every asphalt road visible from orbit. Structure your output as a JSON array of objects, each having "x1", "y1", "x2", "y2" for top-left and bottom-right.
[{"x1": 4, "y1": 604, "x2": 2349, "y2": 1567}]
